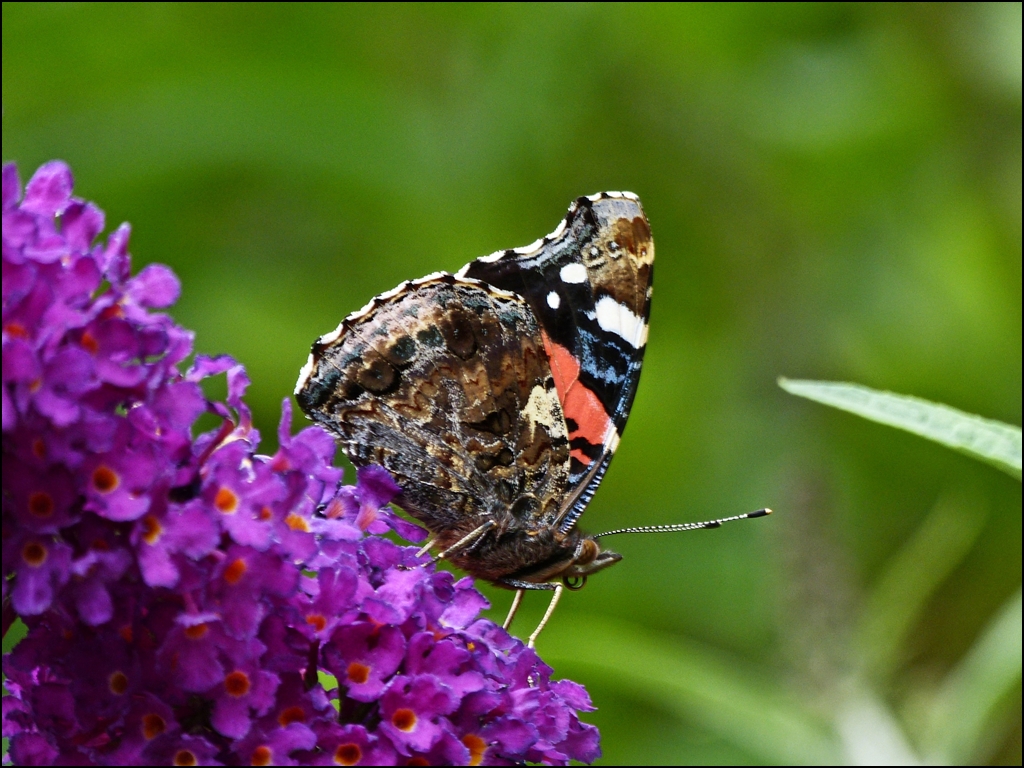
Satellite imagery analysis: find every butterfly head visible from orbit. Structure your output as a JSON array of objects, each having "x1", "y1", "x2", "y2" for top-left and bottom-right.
[
  {"x1": 560, "y1": 535, "x2": 623, "y2": 588},
  {"x1": 515, "y1": 533, "x2": 622, "y2": 590}
]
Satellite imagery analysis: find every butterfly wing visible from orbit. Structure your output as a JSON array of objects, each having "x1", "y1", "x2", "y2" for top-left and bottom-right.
[
  {"x1": 458, "y1": 192, "x2": 654, "y2": 533},
  {"x1": 296, "y1": 274, "x2": 573, "y2": 575}
]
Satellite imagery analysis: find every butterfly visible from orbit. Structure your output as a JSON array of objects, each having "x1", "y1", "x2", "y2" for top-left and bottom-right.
[{"x1": 296, "y1": 193, "x2": 767, "y2": 644}]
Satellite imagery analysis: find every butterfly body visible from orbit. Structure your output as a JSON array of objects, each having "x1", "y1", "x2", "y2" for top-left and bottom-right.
[{"x1": 296, "y1": 193, "x2": 653, "y2": 591}]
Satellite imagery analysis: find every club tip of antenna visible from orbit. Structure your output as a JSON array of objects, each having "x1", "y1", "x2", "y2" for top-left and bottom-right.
[{"x1": 752, "y1": 508, "x2": 772, "y2": 518}]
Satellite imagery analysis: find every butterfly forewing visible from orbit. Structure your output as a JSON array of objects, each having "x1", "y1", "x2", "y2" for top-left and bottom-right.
[{"x1": 458, "y1": 193, "x2": 653, "y2": 532}]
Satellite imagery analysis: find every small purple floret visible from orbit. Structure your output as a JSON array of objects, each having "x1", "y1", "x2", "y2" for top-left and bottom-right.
[{"x1": 2, "y1": 161, "x2": 599, "y2": 765}]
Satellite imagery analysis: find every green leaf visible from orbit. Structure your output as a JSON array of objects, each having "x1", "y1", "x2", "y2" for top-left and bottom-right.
[
  {"x1": 2, "y1": 618, "x2": 27, "y2": 654},
  {"x1": 857, "y1": 492, "x2": 987, "y2": 681},
  {"x1": 778, "y1": 379, "x2": 1022, "y2": 480},
  {"x1": 923, "y1": 588, "x2": 1023, "y2": 763},
  {"x1": 544, "y1": 613, "x2": 838, "y2": 765}
]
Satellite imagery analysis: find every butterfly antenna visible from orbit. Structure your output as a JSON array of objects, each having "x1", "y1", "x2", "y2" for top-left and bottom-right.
[{"x1": 594, "y1": 508, "x2": 771, "y2": 538}]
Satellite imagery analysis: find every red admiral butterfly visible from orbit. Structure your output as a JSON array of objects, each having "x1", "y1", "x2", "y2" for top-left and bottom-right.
[{"x1": 297, "y1": 193, "x2": 768, "y2": 644}]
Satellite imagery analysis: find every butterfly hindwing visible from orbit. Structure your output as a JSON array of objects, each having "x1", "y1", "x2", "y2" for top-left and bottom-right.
[{"x1": 296, "y1": 274, "x2": 573, "y2": 576}]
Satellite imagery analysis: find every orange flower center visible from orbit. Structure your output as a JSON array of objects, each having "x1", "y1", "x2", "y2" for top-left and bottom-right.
[
  {"x1": 92, "y1": 465, "x2": 119, "y2": 493},
  {"x1": 108, "y1": 671, "x2": 129, "y2": 695},
  {"x1": 250, "y1": 745, "x2": 272, "y2": 766},
  {"x1": 140, "y1": 514, "x2": 163, "y2": 544},
  {"x1": 392, "y1": 708, "x2": 417, "y2": 732},
  {"x1": 4, "y1": 322, "x2": 29, "y2": 339},
  {"x1": 80, "y1": 330, "x2": 99, "y2": 354},
  {"x1": 22, "y1": 541, "x2": 47, "y2": 567},
  {"x1": 285, "y1": 513, "x2": 309, "y2": 531},
  {"x1": 214, "y1": 486, "x2": 239, "y2": 513},
  {"x1": 223, "y1": 558, "x2": 247, "y2": 585},
  {"x1": 28, "y1": 491, "x2": 54, "y2": 517},
  {"x1": 278, "y1": 706, "x2": 306, "y2": 726},
  {"x1": 142, "y1": 713, "x2": 166, "y2": 740},
  {"x1": 463, "y1": 734, "x2": 487, "y2": 766},
  {"x1": 346, "y1": 662, "x2": 370, "y2": 685},
  {"x1": 225, "y1": 670, "x2": 251, "y2": 697},
  {"x1": 333, "y1": 743, "x2": 362, "y2": 766}
]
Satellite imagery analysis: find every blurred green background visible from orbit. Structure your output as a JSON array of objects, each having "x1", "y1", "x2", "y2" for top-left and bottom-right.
[{"x1": 3, "y1": 3, "x2": 1020, "y2": 764}]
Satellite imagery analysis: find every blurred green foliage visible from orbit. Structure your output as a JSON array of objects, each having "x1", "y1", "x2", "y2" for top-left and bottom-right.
[{"x1": 3, "y1": 3, "x2": 1020, "y2": 764}]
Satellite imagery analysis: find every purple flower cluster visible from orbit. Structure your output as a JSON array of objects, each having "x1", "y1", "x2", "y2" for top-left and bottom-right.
[{"x1": 1, "y1": 162, "x2": 600, "y2": 766}]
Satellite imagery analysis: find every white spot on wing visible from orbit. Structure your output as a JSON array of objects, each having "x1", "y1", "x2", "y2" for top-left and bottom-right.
[
  {"x1": 594, "y1": 295, "x2": 646, "y2": 349},
  {"x1": 514, "y1": 237, "x2": 545, "y2": 255},
  {"x1": 319, "y1": 323, "x2": 346, "y2": 344},
  {"x1": 455, "y1": 278, "x2": 518, "y2": 300},
  {"x1": 603, "y1": 425, "x2": 621, "y2": 453},
  {"x1": 584, "y1": 190, "x2": 639, "y2": 202},
  {"x1": 295, "y1": 354, "x2": 315, "y2": 394},
  {"x1": 547, "y1": 291, "x2": 560, "y2": 309},
  {"x1": 521, "y1": 384, "x2": 562, "y2": 442},
  {"x1": 377, "y1": 281, "x2": 409, "y2": 300},
  {"x1": 346, "y1": 297, "x2": 377, "y2": 322},
  {"x1": 559, "y1": 263, "x2": 588, "y2": 284},
  {"x1": 411, "y1": 271, "x2": 448, "y2": 285},
  {"x1": 489, "y1": 285, "x2": 519, "y2": 299}
]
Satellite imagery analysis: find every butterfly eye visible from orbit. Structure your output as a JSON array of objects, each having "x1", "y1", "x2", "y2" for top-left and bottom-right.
[
  {"x1": 563, "y1": 575, "x2": 586, "y2": 591},
  {"x1": 574, "y1": 537, "x2": 600, "y2": 566}
]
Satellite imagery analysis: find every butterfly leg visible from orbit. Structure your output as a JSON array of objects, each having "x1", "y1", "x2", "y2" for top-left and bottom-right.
[
  {"x1": 402, "y1": 522, "x2": 494, "y2": 571},
  {"x1": 415, "y1": 537, "x2": 437, "y2": 558},
  {"x1": 503, "y1": 589, "x2": 525, "y2": 630},
  {"x1": 433, "y1": 520, "x2": 496, "y2": 562},
  {"x1": 527, "y1": 583, "x2": 564, "y2": 648},
  {"x1": 495, "y1": 579, "x2": 557, "y2": 641}
]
